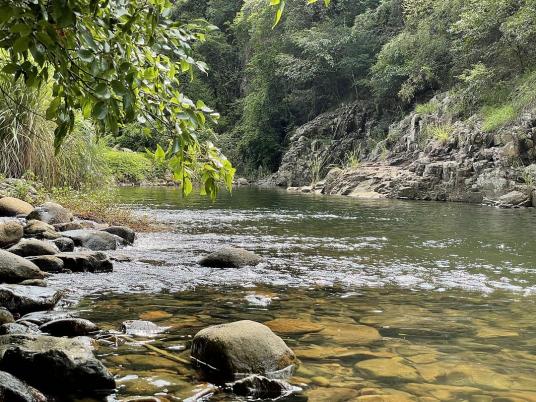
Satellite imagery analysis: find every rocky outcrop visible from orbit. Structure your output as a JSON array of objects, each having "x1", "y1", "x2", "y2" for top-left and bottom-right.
[
  {"x1": 0, "y1": 334, "x2": 115, "y2": 396},
  {"x1": 0, "y1": 197, "x2": 33, "y2": 217},
  {"x1": 0, "y1": 221, "x2": 24, "y2": 248},
  {"x1": 0, "y1": 250, "x2": 46, "y2": 284},
  {"x1": 273, "y1": 95, "x2": 536, "y2": 207},
  {"x1": 26, "y1": 202, "x2": 73, "y2": 225},
  {"x1": 191, "y1": 320, "x2": 297, "y2": 381},
  {"x1": 199, "y1": 247, "x2": 262, "y2": 268}
]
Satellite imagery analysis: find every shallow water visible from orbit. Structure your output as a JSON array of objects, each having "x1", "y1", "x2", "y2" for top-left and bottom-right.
[{"x1": 47, "y1": 187, "x2": 536, "y2": 401}]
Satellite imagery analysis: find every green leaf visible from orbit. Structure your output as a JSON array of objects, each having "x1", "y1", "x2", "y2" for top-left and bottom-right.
[
  {"x1": 111, "y1": 80, "x2": 128, "y2": 96},
  {"x1": 183, "y1": 177, "x2": 193, "y2": 196},
  {"x1": 46, "y1": 97, "x2": 62, "y2": 120},
  {"x1": 13, "y1": 36, "x2": 31, "y2": 53},
  {"x1": 154, "y1": 144, "x2": 166, "y2": 162},
  {"x1": 92, "y1": 101, "x2": 108, "y2": 120},
  {"x1": 94, "y1": 83, "x2": 111, "y2": 100},
  {"x1": 10, "y1": 23, "x2": 32, "y2": 36},
  {"x1": 77, "y1": 49, "x2": 94, "y2": 62}
]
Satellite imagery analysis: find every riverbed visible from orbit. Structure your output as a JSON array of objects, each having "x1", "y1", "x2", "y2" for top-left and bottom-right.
[{"x1": 47, "y1": 187, "x2": 536, "y2": 401}]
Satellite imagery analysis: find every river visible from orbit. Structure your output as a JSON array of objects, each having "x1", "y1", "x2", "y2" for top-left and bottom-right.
[{"x1": 47, "y1": 187, "x2": 536, "y2": 401}]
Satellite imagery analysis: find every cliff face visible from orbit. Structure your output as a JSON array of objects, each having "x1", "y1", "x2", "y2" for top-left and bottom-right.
[{"x1": 272, "y1": 95, "x2": 536, "y2": 207}]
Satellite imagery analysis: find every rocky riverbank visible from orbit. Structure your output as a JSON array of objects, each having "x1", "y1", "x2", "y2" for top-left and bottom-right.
[
  {"x1": 269, "y1": 95, "x2": 536, "y2": 208},
  {"x1": 0, "y1": 191, "x2": 299, "y2": 401}
]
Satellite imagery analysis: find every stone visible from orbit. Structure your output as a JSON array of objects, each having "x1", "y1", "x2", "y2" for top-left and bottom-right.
[
  {"x1": 0, "y1": 307, "x2": 14, "y2": 324},
  {"x1": 0, "y1": 334, "x2": 115, "y2": 395},
  {"x1": 55, "y1": 251, "x2": 113, "y2": 273},
  {"x1": 264, "y1": 318, "x2": 324, "y2": 335},
  {"x1": 191, "y1": 320, "x2": 297, "y2": 381},
  {"x1": 18, "y1": 311, "x2": 76, "y2": 326},
  {"x1": 40, "y1": 318, "x2": 98, "y2": 337},
  {"x1": 199, "y1": 247, "x2": 262, "y2": 268},
  {"x1": 305, "y1": 387, "x2": 359, "y2": 402},
  {"x1": 101, "y1": 226, "x2": 136, "y2": 244},
  {"x1": 26, "y1": 256, "x2": 64, "y2": 273},
  {"x1": 61, "y1": 229, "x2": 123, "y2": 251},
  {"x1": 355, "y1": 357, "x2": 421, "y2": 381},
  {"x1": 23, "y1": 220, "x2": 59, "y2": 240},
  {"x1": 121, "y1": 320, "x2": 165, "y2": 337},
  {"x1": 498, "y1": 190, "x2": 530, "y2": 208},
  {"x1": 0, "y1": 323, "x2": 40, "y2": 335},
  {"x1": 52, "y1": 237, "x2": 74, "y2": 252},
  {"x1": 0, "y1": 285, "x2": 62, "y2": 314},
  {"x1": 138, "y1": 310, "x2": 172, "y2": 321},
  {"x1": 0, "y1": 370, "x2": 47, "y2": 402},
  {"x1": 26, "y1": 202, "x2": 73, "y2": 225},
  {"x1": 0, "y1": 250, "x2": 46, "y2": 284},
  {"x1": 320, "y1": 322, "x2": 382, "y2": 345},
  {"x1": 294, "y1": 346, "x2": 395, "y2": 360},
  {"x1": 230, "y1": 375, "x2": 295, "y2": 398},
  {"x1": 0, "y1": 197, "x2": 33, "y2": 217},
  {"x1": 18, "y1": 280, "x2": 47, "y2": 287},
  {"x1": 0, "y1": 221, "x2": 23, "y2": 248},
  {"x1": 53, "y1": 222, "x2": 83, "y2": 232},
  {"x1": 8, "y1": 239, "x2": 58, "y2": 257}
]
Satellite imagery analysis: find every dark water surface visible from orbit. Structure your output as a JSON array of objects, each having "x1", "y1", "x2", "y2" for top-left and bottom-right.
[{"x1": 48, "y1": 187, "x2": 536, "y2": 401}]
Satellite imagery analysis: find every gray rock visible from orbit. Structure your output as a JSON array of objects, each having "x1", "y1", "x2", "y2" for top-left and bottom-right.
[
  {"x1": 53, "y1": 222, "x2": 83, "y2": 232},
  {"x1": 0, "y1": 323, "x2": 40, "y2": 335},
  {"x1": 52, "y1": 237, "x2": 74, "y2": 252},
  {"x1": 101, "y1": 226, "x2": 136, "y2": 244},
  {"x1": 55, "y1": 251, "x2": 113, "y2": 273},
  {"x1": 0, "y1": 334, "x2": 115, "y2": 395},
  {"x1": 18, "y1": 311, "x2": 76, "y2": 326},
  {"x1": 121, "y1": 320, "x2": 164, "y2": 337},
  {"x1": 61, "y1": 230, "x2": 123, "y2": 251},
  {"x1": 24, "y1": 220, "x2": 59, "y2": 240},
  {"x1": 0, "y1": 308, "x2": 14, "y2": 325},
  {"x1": 191, "y1": 320, "x2": 297, "y2": 381},
  {"x1": 40, "y1": 318, "x2": 98, "y2": 337},
  {"x1": 8, "y1": 239, "x2": 58, "y2": 257},
  {"x1": 0, "y1": 197, "x2": 33, "y2": 217},
  {"x1": 199, "y1": 247, "x2": 262, "y2": 268},
  {"x1": 26, "y1": 256, "x2": 64, "y2": 273},
  {"x1": 0, "y1": 285, "x2": 62, "y2": 314},
  {"x1": 0, "y1": 370, "x2": 47, "y2": 402},
  {"x1": 230, "y1": 375, "x2": 295, "y2": 399},
  {"x1": 26, "y1": 202, "x2": 73, "y2": 225},
  {"x1": 18, "y1": 280, "x2": 47, "y2": 287},
  {"x1": 0, "y1": 250, "x2": 46, "y2": 284},
  {"x1": 498, "y1": 190, "x2": 531, "y2": 208},
  {"x1": 0, "y1": 221, "x2": 23, "y2": 248}
]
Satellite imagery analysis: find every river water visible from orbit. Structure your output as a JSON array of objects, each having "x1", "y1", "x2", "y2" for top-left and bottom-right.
[{"x1": 48, "y1": 187, "x2": 536, "y2": 401}]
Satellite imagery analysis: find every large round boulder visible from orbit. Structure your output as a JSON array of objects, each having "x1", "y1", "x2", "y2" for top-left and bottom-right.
[
  {"x1": 0, "y1": 308, "x2": 14, "y2": 325},
  {"x1": 199, "y1": 247, "x2": 262, "y2": 268},
  {"x1": 0, "y1": 221, "x2": 23, "y2": 248},
  {"x1": 0, "y1": 370, "x2": 47, "y2": 402},
  {"x1": 40, "y1": 318, "x2": 98, "y2": 337},
  {"x1": 60, "y1": 230, "x2": 123, "y2": 251},
  {"x1": 24, "y1": 220, "x2": 59, "y2": 240},
  {"x1": 26, "y1": 202, "x2": 73, "y2": 225},
  {"x1": 0, "y1": 250, "x2": 46, "y2": 284},
  {"x1": 8, "y1": 239, "x2": 59, "y2": 257},
  {"x1": 26, "y1": 256, "x2": 64, "y2": 273},
  {"x1": 52, "y1": 237, "x2": 75, "y2": 252},
  {"x1": 0, "y1": 334, "x2": 115, "y2": 396},
  {"x1": 101, "y1": 226, "x2": 136, "y2": 244},
  {"x1": 55, "y1": 251, "x2": 113, "y2": 273},
  {"x1": 0, "y1": 198, "x2": 33, "y2": 217},
  {"x1": 191, "y1": 320, "x2": 297, "y2": 381}
]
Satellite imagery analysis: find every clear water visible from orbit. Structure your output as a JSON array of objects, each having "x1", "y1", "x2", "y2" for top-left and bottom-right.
[{"x1": 47, "y1": 187, "x2": 536, "y2": 401}]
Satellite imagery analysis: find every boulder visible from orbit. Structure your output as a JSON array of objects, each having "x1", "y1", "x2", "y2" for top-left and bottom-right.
[
  {"x1": 26, "y1": 202, "x2": 73, "y2": 225},
  {"x1": 55, "y1": 252, "x2": 113, "y2": 273},
  {"x1": 8, "y1": 239, "x2": 59, "y2": 257},
  {"x1": 0, "y1": 334, "x2": 115, "y2": 395},
  {"x1": 0, "y1": 322, "x2": 40, "y2": 335},
  {"x1": 24, "y1": 220, "x2": 59, "y2": 240},
  {"x1": 199, "y1": 247, "x2": 262, "y2": 268},
  {"x1": 120, "y1": 320, "x2": 165, "y2": 337},
  {"x1": 18, "y1": 311, "x2": 76, "y2": 326},
  {"x1": 0, "y1": 198, "x2": 33, "y2": 217},
  {"x1": 230, "y1": 375, "x2": 295, "y2": 399},
  {"x1": 61, "y1": 230, "x2": 123, "y2": 251},
  {"x1": 0, "y1": 308, "x2": 14, "y2": 325},
  {"x1": 0, "y1": 370, "x2": 47, "y2": 402},
  {"x1": 53, "y1": 222, "x2": 83, "y2": 232},
  {"x1": 52, "y1": 237, "x2": 74, "y2": 252},
  {"x1": 19, "y1": 280, "x2": 47, "y2": 287},
  {"x1": 0, "y1": 285, "x2": 62, "y2": 314},
  {"x1": 40, "y1": 318, "x2": 98, "y2": 337},
  {"x1": 0, "y1": 221, "x2": 23, "y2": 248},
  {"x1": 498, "y1": 190, "x2": 531, "y2": 208},
  {"x1": 101, "y1": 226, "x2": 136, "y2": 244},
  {"x1": 0, "y1": 250, "x2": 46, "y2": 284},
  {"x1": 26, "y1": 256, "x2": 64, "y2": 273},
  {"x1": 191, "y1": 320, "x2": 297, "y2": 381}
]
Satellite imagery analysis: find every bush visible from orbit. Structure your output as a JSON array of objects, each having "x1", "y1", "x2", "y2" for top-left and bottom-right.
[
  {"x1": 103, "y1": 150, "x2": 156, "y2": 184},
  {"x1": 482, "y1": 104, "x2": 516, "y2": 132},
  {"x1": 422, "y1": 123, "x2": 455, "y2": 143}
]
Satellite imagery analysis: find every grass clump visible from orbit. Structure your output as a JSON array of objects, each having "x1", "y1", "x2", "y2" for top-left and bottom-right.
[
  {"x1": 415, "y1": 101, "x2": 439, "y2": 115},
  {"x1": 482, "y1": 104, "x2": 516, "y2": 132},
  {"x1": 423, "y1": 123, "x2": 455, "y2": 143}
]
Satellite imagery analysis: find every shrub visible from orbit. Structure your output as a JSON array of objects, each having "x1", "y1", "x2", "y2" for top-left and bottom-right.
[
  {"x1": 422, "y1": 123, "x2": 455, "y2": 143},
  {"x1": 103, "y1": 150, "x2": 156, "y2": 184}
]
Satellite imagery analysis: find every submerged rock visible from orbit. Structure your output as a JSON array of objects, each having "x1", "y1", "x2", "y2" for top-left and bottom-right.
[
  {"x1": 199, "y1": 247, "x2": 262, "y2": 268},
  {"x1": 27, "y1": 202, "x2": 73, "y2": 225},
  {"x1": 8, "y1": 239, "x2": 59, "y2": 257},
  {"x1": 61, "y1": 229, "x2": 123, "y2": 251},
  {"x1": 264, "y1": 318, "x2": 324, "y2": 335},
  {"x1": 0, "y1": 334, "x2": 115, "y2": 395},
  {"x1": 191, "y1": 320, "x2": 297, "y2": 381},
  {"x1": 101, "y1": 226, "x2": 136, "y2": 244},
  {"x1": 121, "y1": 320, "x2": 164, "y2": 337},
  {"x1": 55, "y1": 251, "x2": 113, "y2": 273},
  {"x1": 24, "y1": 220, "x2": 59, "y2": 240},
  {"x1": 0, "y1": 285, "x2": 62, "y2": 314},
  {"x1": 40, "y1": 318, "x2": 98, "y2": 337},
  {"x1": 26, "y1": 256, "x2": 64, "y2": 273},
  {"x1": 0, "y1": 250, "x2": 46, "y2": 284},
  {"x1": 0, "y1": 370, "x2": 47, "y2": 402},
  {"x1": 52, "y1": 237, "x2": 74, "y2": 252},
  {"x1": 229, "y1": 375, "x2": 296, "y2": 398},
  {"x1": 0, "y1": 221, "x2": 24, "y2": 248},
  {"x1": 0, "y1": 197, "x2": 33, "y2": 217}
]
